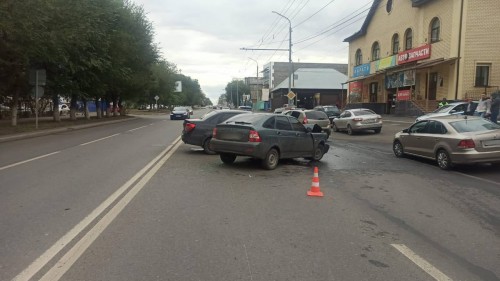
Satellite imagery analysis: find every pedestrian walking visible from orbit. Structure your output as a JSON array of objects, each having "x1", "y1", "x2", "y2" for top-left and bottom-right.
[
  {"x1": 490, "y1": 92, "x2": 500, "y2": 124},
  {"x1": 474, "y1": 93, "x2": 489, "y2": 118}
]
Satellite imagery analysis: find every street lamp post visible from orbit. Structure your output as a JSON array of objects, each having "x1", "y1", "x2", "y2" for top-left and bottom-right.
[
  {"x1": 272, "y1": 11, "x2": 293, "y2": 106},
  {"x1": 248, "y1": 57, "x2": 258, "y2": 78}
]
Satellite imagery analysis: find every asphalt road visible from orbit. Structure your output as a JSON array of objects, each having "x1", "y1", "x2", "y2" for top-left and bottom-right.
[{"x1": 0, "y1": 109, "x2": 499, "y2": 281}]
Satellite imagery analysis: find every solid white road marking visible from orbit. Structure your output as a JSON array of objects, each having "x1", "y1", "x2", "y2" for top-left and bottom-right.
[
  {"x1": 391, "y1": 244, "x2": 453, "y2": 281},
  {"x1": 12, "y1": 137, "x2": 181, "y2": 281},
  {"x1": 0, "y1": 151, "x2": 61, "y2": 171},
  {"x1": 79, "y1": 133, "x2": 120, "y2": 146}
]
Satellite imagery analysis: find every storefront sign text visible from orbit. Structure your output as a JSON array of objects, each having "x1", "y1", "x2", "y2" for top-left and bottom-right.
[
  {"x1": 375, "y1": 55, "x2": 396, "y2": 71},
  {"x1": 385, "y1": 70, "x2": 415, "y2": 89},
  {"x1": 352, "y1": 63, "x2": 370, "y2": 78},
  {"x1": 397, "y1": 44, "x2": 431, "y2": 64},
  {"x1": 397, "y1": 90, "x2": 411, "y2": 101}
]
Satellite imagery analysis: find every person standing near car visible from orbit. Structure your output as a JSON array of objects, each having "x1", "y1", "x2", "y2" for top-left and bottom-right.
[
  {"x1": 438, "y1": 97, "x2": 448, "y2": 108},
  {"x1": 474, "y1": 93, "x2": 489, "y2": 117},
  {"x1": 465, "y1": 98, "x2": 477, "y2": 116},
  {"x1": 490, "y1": 92, "x2": 500, "y2": 124}
]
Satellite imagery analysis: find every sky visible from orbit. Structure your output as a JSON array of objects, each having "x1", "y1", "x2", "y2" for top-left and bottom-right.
[{"x1": 132, "y1": 0, "x2": 372, "y2": 104}]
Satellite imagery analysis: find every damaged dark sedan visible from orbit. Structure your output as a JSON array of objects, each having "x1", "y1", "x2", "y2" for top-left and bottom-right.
[{"x1": 210, "y1": 113, "x2": 330, "y2": 170}]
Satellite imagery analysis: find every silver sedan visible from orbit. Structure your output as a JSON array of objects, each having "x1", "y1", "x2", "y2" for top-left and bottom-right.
[
  {"x1": 393, "y1": 115, "x2": 500, "y2": 169},
  {"x1": 332, "y1": 108, "x2": 383, "y2": 135}
]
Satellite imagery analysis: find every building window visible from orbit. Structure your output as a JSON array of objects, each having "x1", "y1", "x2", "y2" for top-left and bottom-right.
[
  {"x1": 371, "y1": 42, "x2": 380, "y2": 61},
  {"x1": 392, "y1": 33, "x2": 399, "y2": 54},
  {"x1": 386, "y1": 0, "x2": 393, "y2": 13},
  {"x1": 475, "y1": 64, "x2": 490, "y2": 87},
  {"x1": 430, "y1": 18, "x2": 440, "y2": 43},
  {"x1": 405, "y1": 28, "x2": 413, "y2": 50},
  {"x1": 355, "y1": 49, "x2": 363, "y2": 66}
]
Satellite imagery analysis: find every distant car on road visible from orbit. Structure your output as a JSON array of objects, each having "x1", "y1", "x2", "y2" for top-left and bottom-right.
[
  {"x1": 284, "y1": 109, "x2": 332, "y2": 138},
  {"x1": 210, "y1": 113, "x2": 330, "y2": 170},
  {"x1": 332, "y1": 108, "x2": 382, "y2": 135},
  {"x1": 182, "y1": 110, "x2": 251, "y2": 154},
  {"x1": 170, "y1": 106, "x2": 190, "y2": 120},
  {"x1": 238, "y1": 105, "x2": 252, "y2": 111},
  {"x1": 313, "y1": 105, "x2": 341, "y2": 123},
  {"x1": 393, "y1": 115, "x2": 500, "y2": 169}
]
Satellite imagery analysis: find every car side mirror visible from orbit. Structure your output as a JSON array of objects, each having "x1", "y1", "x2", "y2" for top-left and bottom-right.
[{"x1": 402, "y1": 128, "x2": 409, "y2": 133}]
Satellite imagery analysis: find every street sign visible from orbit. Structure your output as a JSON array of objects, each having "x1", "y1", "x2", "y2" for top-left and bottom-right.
[
  {"x1": 286, "y1": 91, "x2": 296, "y2": 100},
  {"x1": 29, "y1": 69, "x2": 46, "y2": 86},
  {"x1": 154, "y1": 95, "x2": 159, "y2": 101}
]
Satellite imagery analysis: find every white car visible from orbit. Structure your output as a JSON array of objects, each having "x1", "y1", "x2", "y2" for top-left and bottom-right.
[
  {"x1": 415, "y1": 101, "x2": 477, "y2": 122},
  {"x1": 332, "y1": 108, "x2": 383, "y2": 135},
  {"x1": 59, "y1": 104, "x2": 70, "y2": 115}
]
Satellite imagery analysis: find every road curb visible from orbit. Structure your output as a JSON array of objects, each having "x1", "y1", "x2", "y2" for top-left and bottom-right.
[{"x1": 0, "y1": 117, "x2": 137, "y2": 143}]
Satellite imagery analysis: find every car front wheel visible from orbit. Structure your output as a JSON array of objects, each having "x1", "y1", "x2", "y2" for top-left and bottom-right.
[
  {"x1": 220, "y1": 153, "x2": 236, "y2": 164},
  {"x1": 262, "y1": 148, "x2": 279, "y2": 170},
  {"x1": 393, "y1": 141, "x2": 405, "y2": 158},
  {"x1": 333, "y1": 123, "x2": 339, "y2": 132}
]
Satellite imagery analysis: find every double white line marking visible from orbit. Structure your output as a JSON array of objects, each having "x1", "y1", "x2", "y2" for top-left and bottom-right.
[{"x1": 13, "y1": 137, "x2": 182, "y2": 281}]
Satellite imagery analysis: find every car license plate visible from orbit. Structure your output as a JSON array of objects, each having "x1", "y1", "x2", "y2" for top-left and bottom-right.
[
  {"x1": 175, "y1": 115, "x2": 181, "y2": 117},
  {"x1": 364, "y1": 119, "x2": 376, "y2": 123},
  {"x1": 482, "y1": 139, "x2": 500, "y2": 147}
]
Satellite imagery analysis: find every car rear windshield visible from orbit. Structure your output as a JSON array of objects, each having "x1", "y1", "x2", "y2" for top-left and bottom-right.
[
  {"x1": 200, "y1": 110, "x2": 218, "y2": 119},
  {"x1": 353, "y1": 109, "x2": 376, "y2": 116},
  {"x1": 305, "y1": 111, "x2": 328, "y2": 119},
  {"x1": 323, "y1": 106, "x2": 339, "y2": 112},
  {"x1": 224, "y1": 113, "x2": 265, "y2": 124},
  {"x1": 449, "y1": 119, "x2": 500, "y2": 133}
]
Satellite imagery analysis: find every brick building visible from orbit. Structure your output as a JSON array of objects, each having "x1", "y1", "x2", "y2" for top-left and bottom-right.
[{"x1": 344, "y1": 0, "x2": 500, "y2": 115}]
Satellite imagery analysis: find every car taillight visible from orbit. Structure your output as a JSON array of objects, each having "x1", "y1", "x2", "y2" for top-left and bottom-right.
[
  {"x1": 303, "y1": 116, "x2": 308, "y2": 124},
  {"x1": 458, "y1": 139, "x2": 475, "y2": 149},
  {"x1": 212, "y1": 128, "x2": 217, "y2": 138},
  {"x1": 184, "y1": 123, "x2": 196, "y2": 132},
  {"x1": 248, "y1": 130, "x2": 261, "y2": 142},
  {"x1": 353, "y1": 118, "x2": 363, "y2": 121}
]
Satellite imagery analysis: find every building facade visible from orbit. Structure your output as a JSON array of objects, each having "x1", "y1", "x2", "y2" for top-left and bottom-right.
[
  {"x1": 344, "y1": 0, "x2": 500, "y2": 115},
  {"x1": 262, "y1": 62, "x2": 348, "y2": 110}
]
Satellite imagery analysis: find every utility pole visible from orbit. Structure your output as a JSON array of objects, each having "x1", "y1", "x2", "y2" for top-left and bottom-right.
[{"x1": 272, "y1": 11, "x2": 293, "y2": 106}]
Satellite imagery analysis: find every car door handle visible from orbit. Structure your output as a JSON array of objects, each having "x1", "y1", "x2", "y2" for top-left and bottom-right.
[{"x1": 277, "y1": 131, "x2": 281, "y2": 135}]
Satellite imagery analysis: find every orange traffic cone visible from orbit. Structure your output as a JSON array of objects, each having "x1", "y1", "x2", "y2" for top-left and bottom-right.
[{"x1": 307, "y1": 166, "x2": 324, "y2": 197}]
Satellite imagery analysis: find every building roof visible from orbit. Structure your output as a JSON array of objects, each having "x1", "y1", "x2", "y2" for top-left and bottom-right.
[
  {"x1": 343, "y1": 0, "x2": 436, "y2": 42},
  {"x1": 273, "y1": 68, "x2": 347, "y2": 91}
]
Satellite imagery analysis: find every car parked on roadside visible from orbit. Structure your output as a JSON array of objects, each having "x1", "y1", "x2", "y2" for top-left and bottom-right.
[
  {"x1": 415, "y1": 101, "x2": 478, "y2": 122},
  {"x1": 238, "y1": 105, "x2": 252, "y2": 111},
  {"x1": 332, "y1": 108, "x2": 382, "y2": 135},
  {"x1": 210, "y1": 113, "x2": 330, "y2": 170},
  {"x1": 170, "y1": 106, "x2": 190, "y2": 120},
  {"x1": 182, "y1": 110, "x2": 251, "y2": 154},
  {"x1": 393, "y1": 115, "x2": 500, "y2": 170},
  {"x1": 284, "y1": 109, "x2": 332, "y2": 138},
  {"x1": 313, "y1": 105, "x2": 341, "y2": 123}
]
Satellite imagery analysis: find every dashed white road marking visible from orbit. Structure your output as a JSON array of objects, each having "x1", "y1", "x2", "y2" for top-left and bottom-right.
[
  {"x1": 0, "y1": 151, "x2": 61, "y2": 171},
  {"x1": 391, "y1": 244, "x2": 453, "y2": 281},
  {"x1": 127, "y1": 125, "x2": 149, "y2": 132},
  {"x1": 79, "y1": 133, "x2": 120, "y2": 146}
]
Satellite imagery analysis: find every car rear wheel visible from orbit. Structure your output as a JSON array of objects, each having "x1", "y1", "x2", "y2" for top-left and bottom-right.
[
  {"x1": 312, "y1": 144, "x2": 325, "y2": 161},
  {"x1": 220, "y1": 153, "x2": 236, "y2": 164},
  {"x1": 203, "y1": 137, "x2": 216, "y2": 155},
  {"x1": 347, "y1": 125, "x2": 353, "y2": 135},
  {"x1": 374, "y1": 128, "x2": 381, "y2": 134},
  {"x1": 262, "y1": 148, "x2": 279, "y2": 170},
  {"x1": 393, "y1": 141, "x2": 405, "y2": 158},
  {"x1": 436, "y1": 149, "x2": 453, "y2": 170}
]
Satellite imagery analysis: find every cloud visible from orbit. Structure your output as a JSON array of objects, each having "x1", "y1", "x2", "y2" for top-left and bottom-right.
[{"x1": 133, "y1": 0, "x2": 368, "y2": 104}]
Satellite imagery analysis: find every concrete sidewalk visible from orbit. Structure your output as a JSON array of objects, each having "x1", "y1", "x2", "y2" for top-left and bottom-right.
[{"x1": 0, "y1": 116, "x2": 135, "y2": 143}]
